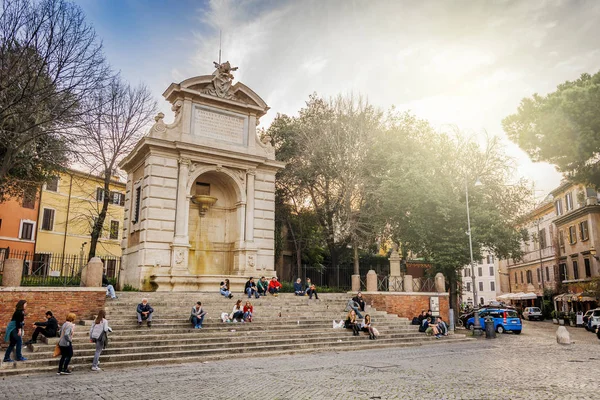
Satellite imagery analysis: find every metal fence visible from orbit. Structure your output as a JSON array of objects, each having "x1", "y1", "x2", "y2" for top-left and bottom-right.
[
  {"x1": 0, "y1": 249, "x2": 120, "y2": 287},
  {"x1": 377, "y1": 276, "x2": 437, "y2": 292}
]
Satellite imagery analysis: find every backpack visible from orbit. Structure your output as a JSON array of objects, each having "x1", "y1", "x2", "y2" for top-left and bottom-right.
[{"x1": 91, "y1": 321, "x2": 104, "y2": 340}]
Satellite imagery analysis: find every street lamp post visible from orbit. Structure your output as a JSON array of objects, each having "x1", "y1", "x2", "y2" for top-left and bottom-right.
[
  {"x1": 465, "y1": 180, "x2": 483, "y2": 335},
  {"x1": 536, "y1": 218, "x2": 546, "y2": 314}
]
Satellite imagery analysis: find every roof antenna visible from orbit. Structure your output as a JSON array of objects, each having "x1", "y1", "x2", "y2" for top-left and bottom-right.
[{"x1": 218, "y1": 29, "x2": 222, "y2": 64}]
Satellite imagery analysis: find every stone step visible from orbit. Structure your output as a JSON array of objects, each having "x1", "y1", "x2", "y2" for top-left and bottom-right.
[{"x1": 3, "y1": 334, "x2": 470, "y2": 374}]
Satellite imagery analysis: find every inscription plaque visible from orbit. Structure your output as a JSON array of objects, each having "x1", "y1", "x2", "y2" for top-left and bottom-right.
[{"x1": 193, "y1": 106, "x2": 246, "y2": 145}]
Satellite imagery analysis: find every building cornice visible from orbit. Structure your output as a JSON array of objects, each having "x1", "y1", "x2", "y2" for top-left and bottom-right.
[{"x1": 553, "y1": 204, "x2": 600, "y2": 226}]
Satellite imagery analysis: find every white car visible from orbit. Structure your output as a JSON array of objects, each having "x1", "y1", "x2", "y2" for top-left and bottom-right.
[
  {"x1": 522, "y1": 307, "x2": 543, "y2": 321},
  {"x1": 589, "y1": 308, "x2": 600, "y2": 330}
]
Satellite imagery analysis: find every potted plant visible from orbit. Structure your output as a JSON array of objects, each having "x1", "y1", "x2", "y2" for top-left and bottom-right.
[
  {"x1": 569, "y1": 311, "x2": 576, "y2": 326},
  {"x1": 551, "y1": 310, "x2": 558, "y2": 324},
  {"x1": 558, "y1": 311, "x2": 567, "y2": 326}
]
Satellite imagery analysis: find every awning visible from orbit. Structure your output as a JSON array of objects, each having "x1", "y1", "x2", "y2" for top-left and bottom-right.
[
  {"x1": 520, "y1": 292, "x2": 538, "y2": 300},
  {"x1": 496, "y1": 294, "x2": 511, "y2": 300}
]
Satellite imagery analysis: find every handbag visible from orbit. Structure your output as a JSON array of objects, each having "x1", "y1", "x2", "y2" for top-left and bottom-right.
[
  {"x1": 53, "y1": 344, "x2": 61, "y2": 357},
  {"x1": 372, "y1": 327, "x2": 380, "y2": 337}
]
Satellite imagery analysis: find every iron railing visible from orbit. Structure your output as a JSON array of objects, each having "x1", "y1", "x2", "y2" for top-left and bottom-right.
[
  {"x1": 376, "y1": 275, "x2": 437, "y2": 293},
  {"x1": 0, "y1": 249, "x2": 120, "y2": 287}
]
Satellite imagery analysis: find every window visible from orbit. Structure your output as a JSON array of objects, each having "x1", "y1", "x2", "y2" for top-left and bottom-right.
[
  {"x1": 46, "y1": 176, "x2": 59, "y2": 192},
  {"x1": 133, "y1": 186, "x2": 141, "y2": 224},
  {"x1": 478, "y1": 267, "x2": 482, "y2": 277},
  {"x1": 479, "y1": 282, "x2": 483, "y2": 292},
  {"x1": 20, "y1": 221, "x2": 34, "y2": 240},
  {"x1": 585, "y1": 258, "x2": 592, "y2": 278},
  {"x1": 466, "y1": 282, "x2": 471, "y2": 292},
  {"x1": 568, "y1": 226, "x2": 577, "y2": 245},
  {"x1": 478, "y1": 258, "x2": 483, "y2": 265},
  {"x1": 559, "y1": 263, "x2": 567, "y2": 281},
  {"x1": 526, "y1": 270, "x2": 532, "y2": 284},
  {"x1": 520, "y1": 271, "x2": 524, "y2": 283},
  {"x1": 22, "y1": 188, "x2": 36, "y2": 209},
  {"x1": 539, "y1": 228, "x2": 547, "y2": 249},
  {"x1": 41, "y1": 209, "x2": 55, "y2": 231},
  {"x1": 490, "y1": 281, "x2": 495, "y2": 291},
  {"x1": 486, "y1": 254, "x2": 494, "y2": 264},
  {"x1": 546, "y1": 266, "x2": 550, "y2": 281},
  {"x1": 536, "y1": 268, "x2": 541, "y2": 282},
  {"x1": 0, "y1": 218, "x2": 2, "y2": 230},
  {"x1": 111, "y1": 192, "x2": 125, "y2": 206},
  {"x1": 565, "y1": 192, "x2": 573, "y2": 211},
  {"x1": 555, "y1": 199, "x2": 563, "y2": 216},
  {"x1": 579, "y1": 221, "x2": 589, "y2": 241},
  {"x1": 96, "y1": 187, "x2": 108, "y2": 202},
  {"x1": 514, "y1": 272, "x2": 517, "y2": 285},
  {"x1": 110, "y1": 221, "x2": 119, "y2": 240},
  {"x1": 105, "y1": 259, "x2": 117, "y2": 278},
  {"x1": 559, "y1": 231, "x2": 565, "y2": 252},
  {"x1": 489, "y1": 266, "x2": 494, "y2": 276},
  {"x1": 573, "y1": 260, "x2": 579, "y2": 280}
]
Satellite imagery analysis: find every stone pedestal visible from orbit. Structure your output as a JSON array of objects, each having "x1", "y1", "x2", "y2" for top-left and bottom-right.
[
  {"x1": 1, "y1": 259, "x2": 22, "y2": 287},
  {"x1": 366, "y1": 270, "x2": 378, "y2": 292},
  {"x1": 351, "y1": 274, "x2": 361, "y2": 292},
  {"x1": 83, "y1": 257, "x2": 103, "y2": 287},
  {"x1": 435, "y1": 272, "x2": 446, "y2": 293},
  {"x1": 403, "y1": 275, "x2": 413, "y2": 292},
  {"x1": 388, "y1": 248, "x2": 403, "y2": 292}
]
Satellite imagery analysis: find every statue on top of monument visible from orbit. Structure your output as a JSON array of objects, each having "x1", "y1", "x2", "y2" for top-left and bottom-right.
[{"x1": 203, "y1": 61, "x2": 238, "y2": 100}]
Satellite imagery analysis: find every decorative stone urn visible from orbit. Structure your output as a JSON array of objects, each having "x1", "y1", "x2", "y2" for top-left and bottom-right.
[{"x1": 191, "y1": 195, "x2": 218, "y2": 215}]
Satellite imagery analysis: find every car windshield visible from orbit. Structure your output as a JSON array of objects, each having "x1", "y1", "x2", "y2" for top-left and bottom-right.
[
  {"x1": 529, "y1": 308, "x2": 541, "y2": 313},
  {"x1": 505, "y1": 310, "x2": 519, "y2": 318},
  {"x1": 593, "y1": 310, "x2": 600, "y2": 317}
]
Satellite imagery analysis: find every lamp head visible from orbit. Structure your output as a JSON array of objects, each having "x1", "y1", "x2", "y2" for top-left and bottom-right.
[{"x1": 474, "y1": 179, "x2": 483, "y2": 187}]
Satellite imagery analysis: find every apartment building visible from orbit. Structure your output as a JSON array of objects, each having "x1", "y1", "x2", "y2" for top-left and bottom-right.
[{"x1": 460, "y1": 251, "x2": 499, "y2": 306}]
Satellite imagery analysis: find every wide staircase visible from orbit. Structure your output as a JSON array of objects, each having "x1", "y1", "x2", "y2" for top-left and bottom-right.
[{"x1": 0, "y1": 292, "x2": 471, "y2": 376}]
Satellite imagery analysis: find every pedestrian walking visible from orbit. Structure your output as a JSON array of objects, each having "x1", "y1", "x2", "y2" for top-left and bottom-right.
[
  {"x1": 57, "y1": 313, "x2": 76, "y2": 375},
  {"x1": 90, "y1": 310, "x2": 112, "y2": 371},
  {"x1": 3, "y1": 300, "x2": 28, "y2": 362}
]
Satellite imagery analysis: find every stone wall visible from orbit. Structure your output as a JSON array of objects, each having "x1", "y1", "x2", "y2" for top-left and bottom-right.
[
  {"x1": 0, "y1": 288, "x2": 106, "y2": 345},
  {"x1": 362, "y1": 292, "x2": 450, "y2": 322}
]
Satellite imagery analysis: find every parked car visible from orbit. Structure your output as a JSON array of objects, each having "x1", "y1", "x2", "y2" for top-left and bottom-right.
[
  {"x1": 522, "y1": 307, "x2": 543, "y2": 321},
  {"x1": 467, "y1": 309, "x2": 522, "y2": 334}
]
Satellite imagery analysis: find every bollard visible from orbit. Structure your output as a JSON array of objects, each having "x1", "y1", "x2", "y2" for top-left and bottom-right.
[
  {"x1": 485, "y1": 317, "x2": 496, "y2": 339},
  {"x1": 366, "y1": 270, "x2": 378, "y2": 292}
]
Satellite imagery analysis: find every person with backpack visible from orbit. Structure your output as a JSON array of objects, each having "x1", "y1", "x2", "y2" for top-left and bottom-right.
[
  {"x1": 89, "y1": 310, "x2": 112, "y2": 371},
  {"x1": 3, "y1": 300, "x2": 27, "y2": 363}
]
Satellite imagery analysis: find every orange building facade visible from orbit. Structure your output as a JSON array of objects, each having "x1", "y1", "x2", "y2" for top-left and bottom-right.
[{"x1": 0, "y1": 189, "x2": 40, "y2": 256}]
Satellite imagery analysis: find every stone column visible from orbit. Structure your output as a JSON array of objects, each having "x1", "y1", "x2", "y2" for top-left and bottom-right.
[
  {"x1": 366, "y1": 270, "x2": 378, "y2": 292},
  {"x1": 236, "y1": 201, "x2": 246, "y2": 244},
  {"x1": 245, "y1": 169, "x2": 255, "y2": 242},
  {"x1": 1, "y1": 259, "x2": 22, "y2": 287},
  {"x1": 171, "y1": 158, "x2": 191, "y2": 273},
  {"x1": 351, "y1": 275, "x2": 361, "y2": 292},
  {"x1": 435, "y1": 272, "x2": 446, "y2": 293},
  {"x1": 85, "y1": 257, "x2": 104, "y2": 287},
  {"x1": 388, "y1": 246, "x2": 402, "y2": 292},
  {"x1": 403, "y1": 275, "x2": 414, "y2": 292}
]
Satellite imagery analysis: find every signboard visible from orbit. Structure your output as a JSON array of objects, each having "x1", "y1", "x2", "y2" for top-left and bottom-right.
[
  {"x1": 192, "y1": 105, "x2": 247, "y2": 146},
  {"x1": 430, "y1": 296, "x2": 440, "y2": 316}
]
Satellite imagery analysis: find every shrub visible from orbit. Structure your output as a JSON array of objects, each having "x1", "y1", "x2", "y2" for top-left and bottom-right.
[{"x1": 121, "y1": 284, "x2": 139, "y2": 292}]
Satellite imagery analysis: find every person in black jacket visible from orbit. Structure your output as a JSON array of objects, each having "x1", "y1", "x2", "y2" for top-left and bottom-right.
[
  {"x1": 352, "y1": 292, "x2": 366, "y2": 312},
  {"x1": 3, "y1": 300, "x2": 27, "y2": 362},
  {"x1": 244, "y1": 277, "x2": 259, "y2": 299},
  {"x1": 136, "y1": 298, "x2": 154, "y2": 327},
  {"x1": 25, "y1": 311, "x2": 58, "y2": 345}
]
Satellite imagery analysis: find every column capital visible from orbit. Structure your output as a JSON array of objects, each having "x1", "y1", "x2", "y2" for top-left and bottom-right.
[
  {"x1": 247, "y1": 168, "x2": 256, "y2": 176},
  {"x1": 178, "y1": 157, "x2": 192, "y2": 167}
]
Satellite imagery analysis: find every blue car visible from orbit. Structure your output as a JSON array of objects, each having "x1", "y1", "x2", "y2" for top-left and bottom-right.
[{"x1": 466, "y1": 308, "x2": 522, "y2": 334}]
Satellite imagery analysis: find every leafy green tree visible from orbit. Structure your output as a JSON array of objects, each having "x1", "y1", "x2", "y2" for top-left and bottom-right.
[
  {"x1": 269, "y1": 94, "x2": 384, "y2": 285},
  {"x1": 503, "y1": 71, "x2": 600, "y2": 187},
  {"x1": 373, "y1": 113, "x2": 529, "y2": 308}
]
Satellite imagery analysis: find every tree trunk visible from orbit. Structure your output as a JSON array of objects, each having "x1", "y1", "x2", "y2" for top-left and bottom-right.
[
  {"x1": 89, "y1": 176, "x2": 111, "y2": 260},
  {"x1": 353, "y1": 243, "x2": 360, "y2": 276}
]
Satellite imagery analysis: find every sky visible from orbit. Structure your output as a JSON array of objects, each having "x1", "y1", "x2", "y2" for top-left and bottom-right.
[{"x1": 77, "y1": 0, "x2": 600, "y2": 198}]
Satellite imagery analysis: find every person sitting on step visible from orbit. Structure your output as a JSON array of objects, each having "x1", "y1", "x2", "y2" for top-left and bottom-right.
[
  {"x1": 243, "y1": 301, "x2": 254, "y2": 322},
  {"x1": 257, "y1": 276, "x2": 269, "y2": 297},
  {"x1": 419, "y1": 316, "x2": 431, "y2": 333},
  {"x1": 435, "y1": 316, "x2": 448, "y2": 338},
  {"x1": 102, "y1": 273, "x2": 117, "y2": 299},
  {"x1": 26, "y1": 310, "x2": 58, "y2": 345},
  {"x1": 344, "y1": 309, "x2": 361, "y2": 336},
  {"x1": 352, "y1": 292, "x2": 366, "y2": 312},
  {"x1": 245, "y1": 277, "x2": 260, "y2": 299},
  {"x1": 220, "y1": 279, "x2": 234, "y2": 299},
  {"x1": 305, "y1": 278, "x2": 319, "y2": 300},
  {"x1": 293, "y1": 278, "x2": 305, "y2": 296},
  {"x1": 136, "y1": 298, "x2": 154, "y2": 327},
  {"x1": 190, "y1": 301, "x2": 207, "y2": 329},
  {"x1": 345, "y1": 298, "x2": 364, "y2": 318},
  {"x1": 268, "y1": 276, "x2": 282, "y2": 296},
  {"x1": 230, "y1": 299, "x2": 244, "y2": 323},
  {"x1": 361, "y1": 314, "x2": 377, "y2": 340}
]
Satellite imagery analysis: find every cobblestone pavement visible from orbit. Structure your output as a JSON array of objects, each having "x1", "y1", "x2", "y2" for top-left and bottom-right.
[{"x1": 1, "y1": 320, "x2": 599, "y2": 400}]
